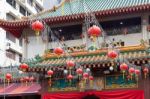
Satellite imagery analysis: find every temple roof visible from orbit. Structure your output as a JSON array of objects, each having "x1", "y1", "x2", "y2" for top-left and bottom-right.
[
  {"x1": 23, "y1": 45, "x2": 150, "y2": 72},
  {"x1": 0, "y1": 83, "x2": 41, "y2": 96},
  {"x1": 30, "y1": 0, "x2": 150, "y2": 19},
  {"x1": 0, "y1": 0, "x2": 150, "y2": 38}
]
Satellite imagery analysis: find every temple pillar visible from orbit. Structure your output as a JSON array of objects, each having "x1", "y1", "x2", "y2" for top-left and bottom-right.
[{"x1": 141, "y1": 13, "x2": 149, "y2": 42}]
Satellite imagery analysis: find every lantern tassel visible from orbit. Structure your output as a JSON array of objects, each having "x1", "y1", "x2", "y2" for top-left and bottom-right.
[
  {"x1": 35, "y1": 30, "x2": 40, "y2": 42},
  {"x1": 131, "y1": 74, "x2": 133, "y2": 80},
  {"x1": 90, "y1": 80, "x2": 93, "y2": 88},
  {"x1": 7, "y1": 80, "x2": 10, "y2": 86},
  {"x1": 26, "y1": 81, "x2": 28, "y2": 86},
  {"x1": 144, "y1": 73, "x2": 147, "y2": 79},
  {"x1": 123, "y1": 71, "x2": 125, "y2": 79}
]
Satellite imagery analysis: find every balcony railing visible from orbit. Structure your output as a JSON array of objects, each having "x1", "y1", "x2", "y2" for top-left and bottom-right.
[{"x1": 105, "y1": 25, "x2": 141, "y2": 36}]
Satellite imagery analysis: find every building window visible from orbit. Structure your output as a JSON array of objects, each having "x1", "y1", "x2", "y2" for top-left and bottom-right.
[
  {"x1": 6, "y1": 13, "x2": 16, "y2": 21},
  {"x1": 6, "y1": 0, "x2": 16, "y2": 8},
  {"x1": 19, "y1": 38, "x2": 22, "y2": 46},
  {"x1": 51, "y1": 24, "x2": 82, "y2": 41},
  {"x1": 19, "y1": 6, "x2": 26, "y2": 16},
  {"x1": 6, "y1": 50, "x2": 16, "y2": 60},
  {"x1": 27, "y1": 0, "x2": 33, "y2": 6},
  {"x1": 6, "y1": 32, "x2": 16, "y2": 43},
  {"x1": 101, "y1": 17, "x2": 141, "y2": 36},
  {"x1": 27, "y1": 11, "x2": 31, "y2": 16},
  {"x1": 35, "y1": 4, "x2": 42, "y2": 12},
  {"x1": 19, "y1": 55, "x2": 22, "y2": 62}
]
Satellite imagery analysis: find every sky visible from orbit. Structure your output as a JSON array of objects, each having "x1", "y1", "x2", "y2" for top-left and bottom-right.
[{"x1": 44, "y1": 0, "x2": 62, "y2": 10}]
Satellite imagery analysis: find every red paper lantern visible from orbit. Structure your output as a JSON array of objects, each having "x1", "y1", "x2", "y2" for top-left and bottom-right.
[
  {"x1": 135, "y1": 69, "x2": 140, "y2": 75},
  {"x1": 143, "y1": 67, "x2": 149, "y2": 73},
  {"x1": 67, "y1": 74, "x2": 73, "y2": 80},
  {"x1": 29, "y1": 76, "x2": 34, "y2": 82},
  {"x1": 120, "y1": 63, "x2": 128, "y2": 71},
  {"x1": 88, "y1": 25, "x2": 101, "y2": 37},
  {"x1": 107, "y1": 50, "x2": 118, "y2": 59},
  {"x1": 31, "y1": 20, "x2": 44, "y2": 36},
  {"x1": 47, "y1": 70, "x2": 54, "y2": 77},
  {"x1": 20, "y1": 78, "x2": 24, "y2": 82},
  {"x1": 143, "y1": 67, "x2": 149, "y2": 79},
  {"x1": 25, "y1": 76, "x2": 29, "y2": 82},
  {"x1": 53, "y1": 47, "x2": 64, "y2": 56},
  {"x1": 129, "y1": 68, "x2": 135, "y2": 74},
  {"x1": 6, "y1": 73, "x2": 12, "y2": 80},
  {"x1": 76, "y1": 68, "x2": 83, "y2": 74},
  {"x1": 89, "y1": 76, "x2": 94, "y2": 80},
  {"x1": 83, "y1": 73, "x2": 89, "y2": 79},
  {"x1": 20, "y1": 63, "x2": 29, "y2": 71},
  {"x1": 67, "y1": 60, "x2": 75, "y2": 69}
]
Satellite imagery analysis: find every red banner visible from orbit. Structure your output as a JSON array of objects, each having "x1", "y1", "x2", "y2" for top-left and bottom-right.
[{"x1": 42, "y1": 90, "x2": 144, "y2": 99}]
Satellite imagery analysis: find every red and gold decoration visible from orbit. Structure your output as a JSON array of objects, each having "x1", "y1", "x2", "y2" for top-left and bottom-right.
[
  {"x1": 107, "y1": 50, "x2": 118, "y2": 59},
  {"x1": 129, "y1": 68, "x2": 135, "y2": 80},
  {"x1": 135, "y1": 69, "x2": 140, "y2": 80},
  {"x1": 143, "y1": 67, "x2": 149, "y2": 79},
  {"x1": 19, "y1": 63, "x2": 29, "y2": 72},
  {"x1": 47, "y1": 70, "x2": 54, "y2": 77},
  {"x1": 53, "y1": 47, "x2": 64, "y2": 57},
  {"x1": 29, "y1": 76, "x2": 34, "y2": 83},
  {"x1": 89, "y1": 76, "x2": 94, "y2": 88},
  {"x1": 76, "y1": 68, "x2": 83, "y2": 75},
  {"x1": 76, "y1": 68, "x2": 83, "y2": 80},
  {"x1": 88, "y1": 25, "x2": 101, "y2": 41},
  {"x1": 120, "y1": 63, "x2": 128, "y2": 79},
  {"x1": 47, "y1": 70, "x2": 54, "y2": 87},
  {"x1": 31, "y1": 20, "x2": 44, "y2": 37},
  {"x1": 66, "y1": 60, "x2": 75, "y2": 69},
  {"x1": 25, "y1": 76, "x2": 29, "y2": 86},
  {"x1": 67, "y1": 74, "x2": 73, "y2": 83},
  {"x1": 6, "y1": 73, "x2": 12, "y2": 85}
]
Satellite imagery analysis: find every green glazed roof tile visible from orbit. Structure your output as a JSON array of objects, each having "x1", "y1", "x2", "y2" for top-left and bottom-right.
[{"x1": 33, "y1": 0, "x2": 150, "y2": 19}]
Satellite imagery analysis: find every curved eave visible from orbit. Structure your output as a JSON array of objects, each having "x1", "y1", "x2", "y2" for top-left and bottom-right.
[{"x1": 0, "y1": 4, "x2": 150, "y2": 38}]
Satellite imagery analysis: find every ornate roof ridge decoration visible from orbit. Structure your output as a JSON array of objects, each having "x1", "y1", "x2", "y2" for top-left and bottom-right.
[
  {"x1": 42, "y1": 45, "x2": 146, "y2": 59},
  {"x1": 22, "y1": 45, "x2": 150, "y2": 72}
]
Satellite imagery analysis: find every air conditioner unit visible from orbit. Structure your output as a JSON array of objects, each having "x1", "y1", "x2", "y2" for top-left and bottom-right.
[{"x1": 6, "y1": 42, "x2": 11, "y2": 50}]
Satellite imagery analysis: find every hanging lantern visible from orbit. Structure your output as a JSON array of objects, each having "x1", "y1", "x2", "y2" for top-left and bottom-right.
[
  {"x1": 88, "y1": 25, "x2": 101, "y2": 41},
  {"x1": 76, "y1": 68, "x2": 83, "y2": 80},
  {"x1": 64, "y1": 69, "x2": 68, "y2": 74},
  {"x1": 127, "y1": 75, "x2": 131, "y2": 80},
  {"x1": 67, "y1": 74, "x2": 73, "y2": 80},
  {"x1": 120, "y1": 63, "x2": 128, "y2": 79},
  {"x1": 53, "y1": 47, "x2": 64, "y2": 56},
  {"x1": 66, "y1": 60, "x2": 75, "y2": 69},
  {"x1": 83, "y1": 73, "x2": 89, "y2": 79},
  {"x1": 25, "y1": 76, "x2": 29, "y2": 82},
  {"x1": 89, "y1": 76, "x2": 94, "y2": 88},
  {"x1": 20, "y1": 78, "x2": 24, "y2": 83},
  {"x1": 29, "y1": 76, "x2": 34, "y2": 82},
  {"x1": 143, "y1": 67, "x2": 149, "y2": 79},
  {"x1": 86, "y1": 68, "x2": 90, "y2": 72},
  {"x1": 47, "y1": 70, "x2": 54, "y2": 77},
  {"x1": 129, "y1": 68, "x2": 135, "y2": 80},
  {"x1": 76, "y1": 68, "x2": 83, "y2": 75},
  {"x1": 135, "y1": 69, "x2": 140, "y2": 80},
  {"x1": 25, "y1": 76, "x2": 29, "y2": 86},
  {"x1": 107, "y1": 50, "x2": 118, "y2": 59},
  {"x1": 31, "y1": 20, "x2": 44, "y2": 37},
  {"x1": 89, "y1": 76, "x2": 94, "y2": 80},
  {"x1": 19, "y1": 63, "x2": 29, "y2": 72},
  {"x1": 67, "y1": 74, "x2": 73, "y2": 83},
  {"x1": 6, "y1": 73, "x2": 12, "y2": 85}
]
